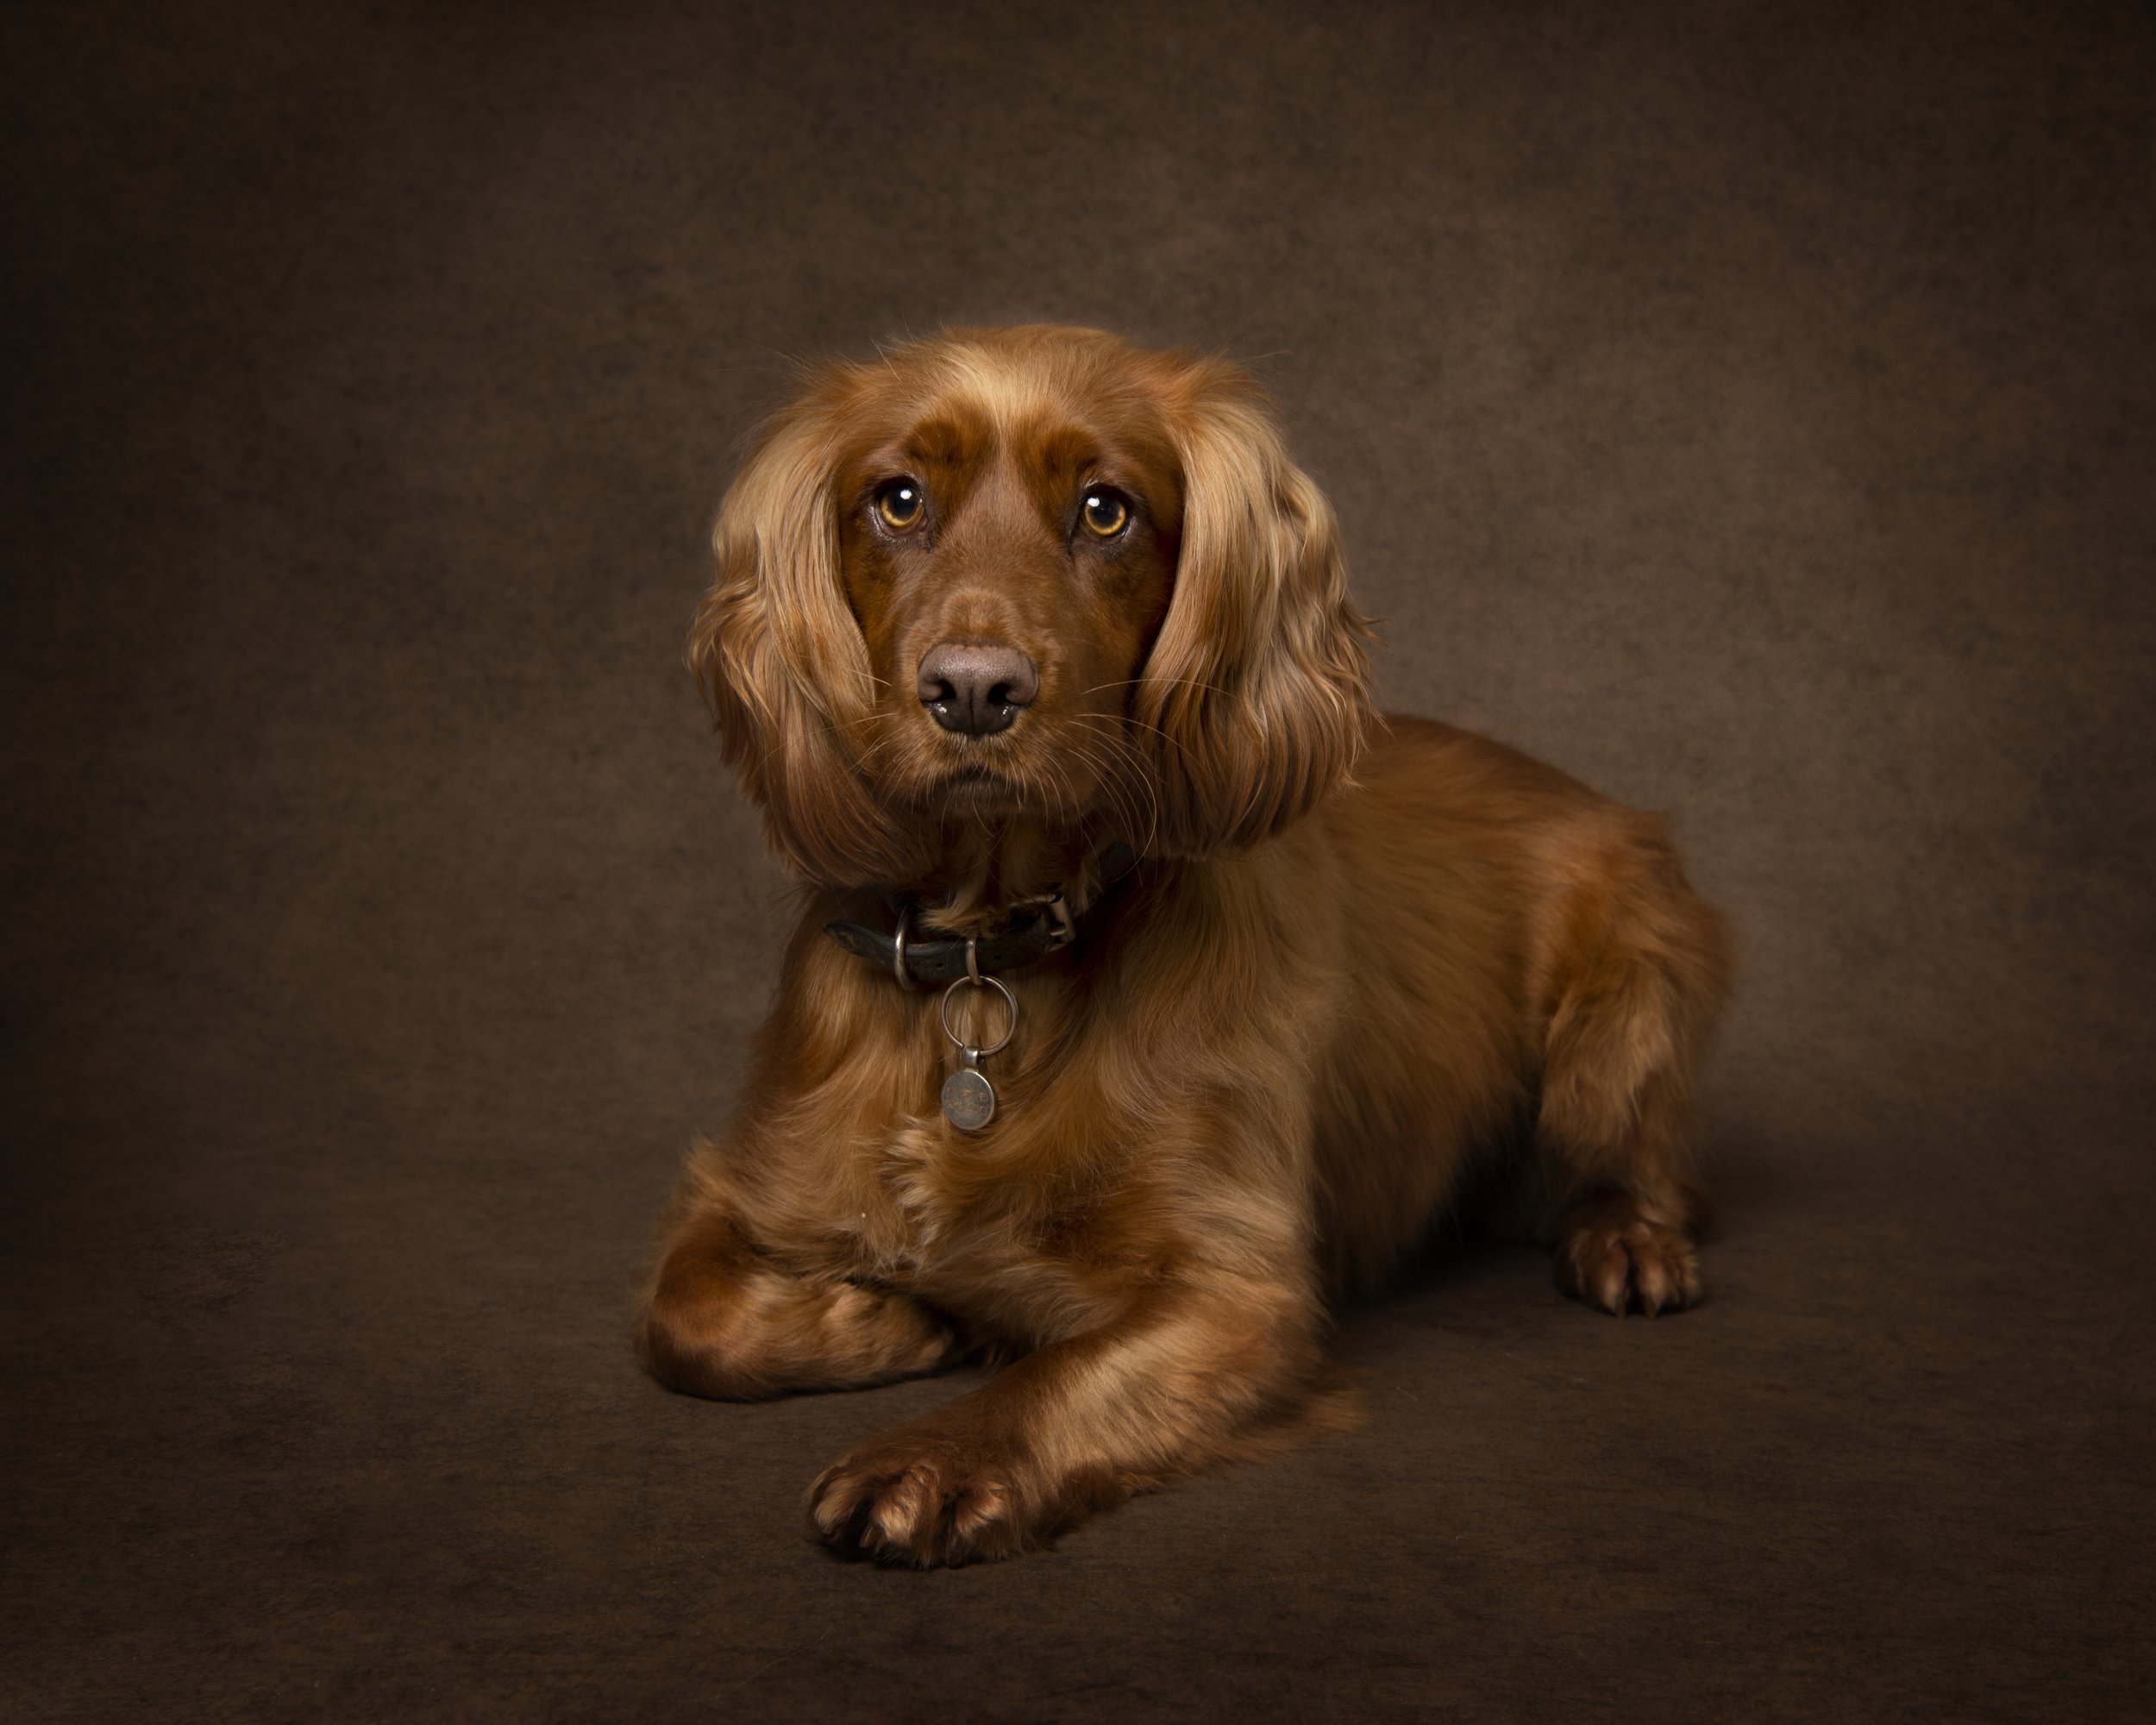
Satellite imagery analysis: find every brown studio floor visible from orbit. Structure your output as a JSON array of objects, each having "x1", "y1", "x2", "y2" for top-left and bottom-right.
[{"x1": 3, "y1": 3, "x2": 2153, "y2": 1720}]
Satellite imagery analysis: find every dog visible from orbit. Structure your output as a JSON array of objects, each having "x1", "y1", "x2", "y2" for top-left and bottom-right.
[{"x1": 640, "y1": 324, "x2": 1732, "y2": 1565}]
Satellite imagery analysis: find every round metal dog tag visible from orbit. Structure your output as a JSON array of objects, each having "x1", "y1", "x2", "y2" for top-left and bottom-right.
[{"x1": 941, "y1": 1067, "x2": 996, "y2": 1132}]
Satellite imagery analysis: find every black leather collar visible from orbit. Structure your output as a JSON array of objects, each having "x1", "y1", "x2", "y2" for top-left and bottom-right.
[{"x1": 824, "y1": 844, "x2": 1139, "y2": 988}]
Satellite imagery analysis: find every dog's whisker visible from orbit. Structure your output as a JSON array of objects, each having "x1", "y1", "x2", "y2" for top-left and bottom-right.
[
  {"x1": 1077, "y1": 673, "x2": 1234, "y2": 703},
  {"x1": 1074, "y1": 708, "x2": 1200, "y2": 776}
]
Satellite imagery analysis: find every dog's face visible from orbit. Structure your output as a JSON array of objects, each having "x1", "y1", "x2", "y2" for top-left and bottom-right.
[
  {"x1": 826, "y1": 348, "x2": 1184, "y2": 831},
  {"x1": 693, "y1": 327, "x2": 1373, "y2": 887}
]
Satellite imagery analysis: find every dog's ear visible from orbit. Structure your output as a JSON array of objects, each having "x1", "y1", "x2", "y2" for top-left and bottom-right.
[
  {"x1": 689, "y1": 383, "x2": 925, "y2": 886},
  {"x1": 1135, "y1": 364, "x2": 1375, "y2": 855}
]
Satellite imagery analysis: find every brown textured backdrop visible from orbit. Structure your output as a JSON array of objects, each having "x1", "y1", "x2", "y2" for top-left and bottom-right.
[{"x1": 3, "y1": 3, "x2": 2152, "y2": 1720}]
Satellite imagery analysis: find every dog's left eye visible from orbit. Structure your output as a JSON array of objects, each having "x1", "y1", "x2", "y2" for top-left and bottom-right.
[
  {"x1": 1081, "y1": 491, "x2": 1130, "y2": 538},
  {"x1": 875, "y1": 481, "x2": 924, "y2": 530}
]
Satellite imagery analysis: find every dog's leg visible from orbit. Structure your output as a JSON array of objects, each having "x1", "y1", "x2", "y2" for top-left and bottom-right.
[
  {"x1": 806, "y1": 1271, "x2": 1320, "y2": 1565},
  {"x1": 639, "y1": 1208, "x2": 956, "y2": 1399},
  {"x1": 1533, "y1": 844, "x2": 1731, "y2": 1317}
]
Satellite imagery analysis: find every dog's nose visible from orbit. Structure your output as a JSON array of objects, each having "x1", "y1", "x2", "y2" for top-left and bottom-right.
[{"x1": 917, "y1": 641, "x2": 1038, "y2": 737}]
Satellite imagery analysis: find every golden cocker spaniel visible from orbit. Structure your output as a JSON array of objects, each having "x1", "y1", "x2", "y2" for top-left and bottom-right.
[{"x1": 641, "y1": 325, "x2": 1732, "y2": 1565}]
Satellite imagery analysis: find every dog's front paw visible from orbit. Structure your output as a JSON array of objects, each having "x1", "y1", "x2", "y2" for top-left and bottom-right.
[
  {"x1": 807, "y1": 1429, "x2": 1036, "y2": 1566},
  {"x1": 1556, "y1": 1197, "x2": 1702, "y2": 1317}
]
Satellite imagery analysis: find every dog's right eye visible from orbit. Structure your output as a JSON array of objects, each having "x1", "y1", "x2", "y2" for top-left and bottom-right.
[{"x1": 875, "y1": 481, "x2": 924, "y2": 531}]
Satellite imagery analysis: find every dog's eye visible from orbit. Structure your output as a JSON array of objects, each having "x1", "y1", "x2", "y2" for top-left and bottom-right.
[
  {"x1": 875, "y1": 481, "x2": 924, "y2": 531},
  {"x1": 1081, "y1": 491, "x2": 1129, "y2": 538}
]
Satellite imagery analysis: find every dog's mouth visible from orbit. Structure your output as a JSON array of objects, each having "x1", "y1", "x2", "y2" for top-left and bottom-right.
[
  {"x1": 937, "y1": 760, "x2": 1019, "y2": 806},
  {"x1": 893, "y1": 710, "x2": 1103, "y2": 819},
  {"x1": 925, "y1": 748, "x2": 1075, "y2": 818}
]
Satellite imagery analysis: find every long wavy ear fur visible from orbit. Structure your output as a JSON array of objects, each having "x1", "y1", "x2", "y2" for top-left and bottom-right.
[
  {"x1": 1135, "y1": 363, "x2": 1376, "y2": 855},
  {"x1": 689, "y1": 380, "x2": 925, "y2": 886}
]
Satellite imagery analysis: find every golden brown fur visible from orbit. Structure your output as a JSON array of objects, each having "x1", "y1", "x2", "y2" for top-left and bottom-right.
[{"x1": 641, "y1": 325, "x2": 1733, "y2": 1565}]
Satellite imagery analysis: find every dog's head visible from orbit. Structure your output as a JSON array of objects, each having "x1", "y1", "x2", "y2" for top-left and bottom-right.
[{"x1": 692, "y1": 326, "x2": 1373, "y2": 888}]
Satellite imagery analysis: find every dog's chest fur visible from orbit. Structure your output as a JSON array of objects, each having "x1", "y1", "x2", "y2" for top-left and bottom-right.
[{"x1": 762, "y1": 1032, "x2": 1150, "y2": 1346}]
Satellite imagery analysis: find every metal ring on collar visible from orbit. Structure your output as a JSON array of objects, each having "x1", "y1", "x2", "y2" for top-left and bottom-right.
[
  {"x1": 893, "y1": 904, "x2": 915, "y2": 990},
  {"x1": 938, "y1": 974, "x2": 1017, "y2": 1057}
]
